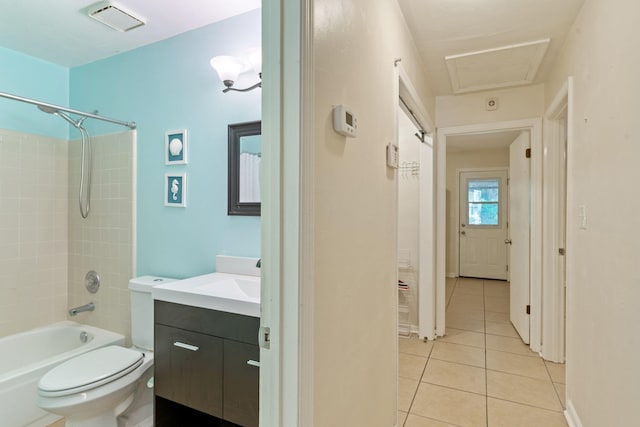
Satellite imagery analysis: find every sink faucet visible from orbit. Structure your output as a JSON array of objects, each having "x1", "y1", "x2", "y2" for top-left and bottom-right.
[
  {"x1": 69, "y1": 302, "x2": 95, "y2": 316},
  {"x1": 256, "y1": 259, "x2": 261, "y2": 268}
]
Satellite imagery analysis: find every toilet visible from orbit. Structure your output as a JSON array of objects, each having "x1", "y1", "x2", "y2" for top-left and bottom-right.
[{"x1": 37, "y1": 276, "x2": 174, "y2": 427}]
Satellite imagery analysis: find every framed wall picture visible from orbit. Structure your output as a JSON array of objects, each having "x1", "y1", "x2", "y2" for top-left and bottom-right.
[
  {"x1": 165, "y1": 129, "x2": 188, "y2": 164},
  {"x1": 165, "y1": 173, "x2": 187, "y2": 207}
]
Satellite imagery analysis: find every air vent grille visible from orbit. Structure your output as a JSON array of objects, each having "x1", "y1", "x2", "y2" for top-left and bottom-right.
[{"x1": 88, "y1": 2, "x2": 145, "y2": 32}]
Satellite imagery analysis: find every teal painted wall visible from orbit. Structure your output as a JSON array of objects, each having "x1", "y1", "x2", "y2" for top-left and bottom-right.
[
  {"x1": 0, "y1": 47, "x2": 69, "y2": 139},
  {"x1": 71, "y1": 9, "x2": 262, "y2": 278}
]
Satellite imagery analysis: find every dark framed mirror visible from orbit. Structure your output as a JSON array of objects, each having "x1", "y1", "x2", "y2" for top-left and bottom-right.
[{"x1": 228, "y1": 120, "x2": 262, "y2": 216}]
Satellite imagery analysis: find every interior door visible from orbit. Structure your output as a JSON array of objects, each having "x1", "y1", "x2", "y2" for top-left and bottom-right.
[
  {"x1": 459, "y1": 170, "x2": 508, "y2": 280},
  {"x1": 558, "y1": 115, "x2": 568, "y2": 357},
  {"x1": 508, "y1": 131, "x2": 531, "y2": 343}
]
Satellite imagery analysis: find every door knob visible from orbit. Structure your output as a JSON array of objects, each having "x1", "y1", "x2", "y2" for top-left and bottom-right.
[
  {"x1": 504, "y1": 239, "x2": 512, "y2": 245},
  {"x1": 460, "y1": 231, "x2": 466, "y2": 235}
]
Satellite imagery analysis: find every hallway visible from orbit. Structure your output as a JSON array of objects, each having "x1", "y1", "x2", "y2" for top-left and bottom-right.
[{"x1": 398, "y1": 278, "x2": 567, "y2": 426}]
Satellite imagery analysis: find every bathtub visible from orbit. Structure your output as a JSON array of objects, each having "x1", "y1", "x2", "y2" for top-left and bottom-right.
[{"x1": 0, "y1": 321, "x2": 125, "y2": 427}]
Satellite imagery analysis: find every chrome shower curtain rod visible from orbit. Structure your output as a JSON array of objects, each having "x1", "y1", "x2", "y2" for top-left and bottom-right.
[{"x1": 0, "y1": 91, "x2": 137, "y2": 129}]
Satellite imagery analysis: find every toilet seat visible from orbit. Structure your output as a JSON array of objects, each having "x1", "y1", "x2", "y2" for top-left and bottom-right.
[{"x1": 38, "y1": 346, "x2": 144, "y2": 397}]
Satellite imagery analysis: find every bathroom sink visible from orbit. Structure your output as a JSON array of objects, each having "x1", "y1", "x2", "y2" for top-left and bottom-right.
[
  {"x1": 196, "y1": 278, "x2": 260, "y2": 301},
  {"x1": 152, "y1": 273, "x2": 260, "y2": 317}
]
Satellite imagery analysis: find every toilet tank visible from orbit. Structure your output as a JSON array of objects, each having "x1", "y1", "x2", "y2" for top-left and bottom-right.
[{"x1": 128, "y1": 276, "x2": 176, "y2": 350}]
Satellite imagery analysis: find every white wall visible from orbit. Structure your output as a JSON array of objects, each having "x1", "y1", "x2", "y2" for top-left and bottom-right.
[
  {"x1": 544, "y1": 1, "x2": 640, "y2": 425},
  {"x1": 312, "y1": 0, "x2": 435, "y2": 424},
  {"x1": 398, "y1": 110, "x2": 420, "y2": 330},
  {"x1": 445, "y1": 148, "x2": 510, "y2": 276},
  {"x1": 436, "y1": 84, "x2": 544, "y2": 128}
]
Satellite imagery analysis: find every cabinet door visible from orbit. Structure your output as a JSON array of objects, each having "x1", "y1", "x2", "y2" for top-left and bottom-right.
[
  {"x1": 224, "y1": 340, "x2": 259, "y2": 427},
  {"x1": 155, "y1": 324, "x2": 224, "y2": 417}
]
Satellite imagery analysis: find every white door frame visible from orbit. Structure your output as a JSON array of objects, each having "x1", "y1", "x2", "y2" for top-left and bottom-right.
[
  {"x1": 541, "y1": 77, "x2": 573, "y2": 362},
  {"x1": 394, "y1": 64, "x2": 436, "y2": 340},
  {"x1": 456, "y1": 167, "x2": 509, "y2": 280},
  {"x1": 261, "y1": 1, "x2": 313, "y2": 425},
  {"x1": 436, "y1": 118, "x2": 542, "y2": 350}
]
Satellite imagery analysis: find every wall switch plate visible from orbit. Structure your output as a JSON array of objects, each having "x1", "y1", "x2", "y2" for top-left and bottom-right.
[
  {"x1": 578, "y1": 205, "x2": 587, "y2": 229},
  {"x1": 387, "y1": 143, "x2": 399, "y2": 168}
]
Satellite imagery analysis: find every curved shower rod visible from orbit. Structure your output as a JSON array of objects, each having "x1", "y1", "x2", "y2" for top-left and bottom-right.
[{"x1": 0, "y1": 91, "x2": 137, "y2": 129}]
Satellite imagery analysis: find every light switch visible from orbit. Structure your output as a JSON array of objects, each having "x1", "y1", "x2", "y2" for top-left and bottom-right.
[{"x1": 578, "y1": 205, "x2": 587, "y2": 230}]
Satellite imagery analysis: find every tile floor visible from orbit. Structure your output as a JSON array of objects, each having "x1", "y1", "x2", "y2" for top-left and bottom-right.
[
  {"x1": 47, "y1": 418, "x2": 65, "y2": 427},
  {"x1": 398, "y1": 277, "x2": 567, "y2": 427}
]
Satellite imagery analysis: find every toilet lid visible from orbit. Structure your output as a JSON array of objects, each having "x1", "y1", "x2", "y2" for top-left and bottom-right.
[{"x1": 39, "y1": 345, "x2": 144, "y2": 394}]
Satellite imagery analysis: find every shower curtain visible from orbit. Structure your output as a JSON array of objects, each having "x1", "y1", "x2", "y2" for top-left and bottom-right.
[{"x1": 239, "y1": 152, "x2": 261, "y2": 203}]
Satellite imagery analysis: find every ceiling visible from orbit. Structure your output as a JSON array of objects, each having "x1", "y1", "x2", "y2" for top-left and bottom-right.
[
  {"x1": 447, "y1": 131, "x2": 521, "y2": 153},
  {"x1": 1, "y1": 0, "x2": 584, "y2": 95},
  {"x1": 0, "y1": 0, "x2": 260, "y2": 67},
  {"x1": 398, "y1": 0, "x2": 585, "y2": 95}
]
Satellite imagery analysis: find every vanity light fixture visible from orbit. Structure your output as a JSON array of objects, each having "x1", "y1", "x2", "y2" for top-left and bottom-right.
[{"x1": 210, "y1": 48, "x2": 262, "y2": 93}]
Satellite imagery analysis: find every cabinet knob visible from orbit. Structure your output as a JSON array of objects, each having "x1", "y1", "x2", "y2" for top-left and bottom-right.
[
  {"x1": 173, "y1": 341, "x2": 199, "y2": 352},
  {"x1": 247, "y1": 360, "x2": 260, "y2": 367}
]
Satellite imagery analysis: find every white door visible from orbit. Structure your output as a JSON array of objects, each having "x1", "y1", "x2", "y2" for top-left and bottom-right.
[
  {"x1": 508, "y1": 132, "x2": 531, "y2": 343},
  {"x1": 459, "y1": 170, "x2": 508, "y2": 280}
]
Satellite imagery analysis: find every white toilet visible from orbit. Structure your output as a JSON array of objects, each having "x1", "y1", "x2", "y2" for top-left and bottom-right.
[{"x1": 37, "y1": 276, "x2": 174, "y2": 427}]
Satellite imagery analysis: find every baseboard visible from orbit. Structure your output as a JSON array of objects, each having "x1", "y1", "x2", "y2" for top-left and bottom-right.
[
  {"x1": 564, "y1": 400, "x2": 583, "y2": 427},
  {"x1": 446, "y1": 272, "x2": 457, "y2": 278}
]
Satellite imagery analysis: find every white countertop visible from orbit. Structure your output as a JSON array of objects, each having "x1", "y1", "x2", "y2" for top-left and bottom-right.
[{"x1": 152, "y1": 272, "x2": 260, "y2": 317}]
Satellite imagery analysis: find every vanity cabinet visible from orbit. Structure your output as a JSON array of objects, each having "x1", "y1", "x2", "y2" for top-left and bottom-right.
[{"x1": 154, "y1": 301, "x2": 259, "y2": 427}]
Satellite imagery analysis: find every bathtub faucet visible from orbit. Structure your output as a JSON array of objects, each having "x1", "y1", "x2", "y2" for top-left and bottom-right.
[{"x1": 69, "y1": 302, "x2": 95, "y2": 316}]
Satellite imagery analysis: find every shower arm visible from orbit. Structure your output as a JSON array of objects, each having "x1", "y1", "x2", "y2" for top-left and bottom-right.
[{"x1": 0, "y1": 91, "x2": 136, "y2": 130}]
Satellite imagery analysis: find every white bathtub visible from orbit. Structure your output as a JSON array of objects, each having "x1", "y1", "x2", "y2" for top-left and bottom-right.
[{"x1": 0, "y1": 321, "x2": 125, "y2": 427}]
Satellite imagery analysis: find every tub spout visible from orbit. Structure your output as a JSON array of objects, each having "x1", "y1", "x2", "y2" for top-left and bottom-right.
[{"x1": 69, "y1": 302, "x2": 95, "y2": 316}]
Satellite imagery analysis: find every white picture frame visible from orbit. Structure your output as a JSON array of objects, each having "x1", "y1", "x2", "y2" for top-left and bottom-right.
[
  {"x1": 165, "y1": 129, "x2": 188, "y2": 164},
  {"x1": 164, "y1": 173, "x2": 187, "y2": 207}
]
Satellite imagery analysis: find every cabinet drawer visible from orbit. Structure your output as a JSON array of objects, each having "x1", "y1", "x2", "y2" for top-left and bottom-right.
[
  {"x1": 155, "y1": 324, "x2": 223, "y2": 418},
  {"x1": 155, "y1": 301, "x2": 259, "y2": 345},
  {"x1": 224, "y1": 340, "x2": 259, "y2": 427}
]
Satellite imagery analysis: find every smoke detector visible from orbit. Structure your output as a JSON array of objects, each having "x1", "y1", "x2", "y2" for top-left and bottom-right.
[{"x1": 88, "y1": 2, "x2": 145, "y2": 32}]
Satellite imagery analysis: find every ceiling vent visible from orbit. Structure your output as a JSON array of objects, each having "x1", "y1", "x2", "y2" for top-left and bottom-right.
[
  {"x1": 445, "y1": 39, "x2": 550, "y2": 94},
  {"x1": 88, "y1": 2, "x2": 145, "y2": 32}
]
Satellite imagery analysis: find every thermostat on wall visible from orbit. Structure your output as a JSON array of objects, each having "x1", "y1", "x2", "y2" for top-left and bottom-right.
[{"x1": 333, "y1": 105, "x2": 358, "y2": 137}]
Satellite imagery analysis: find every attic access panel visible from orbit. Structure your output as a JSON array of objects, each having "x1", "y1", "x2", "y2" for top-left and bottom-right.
[{"x1": 445, "y1": 39, "x2": 550, "y2": 94}]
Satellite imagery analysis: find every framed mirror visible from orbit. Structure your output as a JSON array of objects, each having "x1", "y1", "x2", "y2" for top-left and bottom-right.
[{"x1": 228, "y1": 120, "x2": 262, "y2": 216}]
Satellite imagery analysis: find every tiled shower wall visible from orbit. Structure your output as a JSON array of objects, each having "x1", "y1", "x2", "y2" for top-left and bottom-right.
[
  {"x1": 0, "y1": 129, "x2": 69, "y2": 337},
  {"x1": 68, "y1": 131, "x2": 135, "y2": 343}
]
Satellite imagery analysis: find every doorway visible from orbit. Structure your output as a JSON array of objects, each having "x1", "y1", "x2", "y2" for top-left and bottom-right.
[
  {"x1": 397, "y1": 108, "x2": 422, "y2": 337},
  {"x1": 436, "y1": 119, "x2": 543, "y2": 350},
  {"x1": 395, "y1": 64, "x2": 436, "y2": 341},
  {"x1": 446, "y1": 130, "x2": 533, "y2": 345}
]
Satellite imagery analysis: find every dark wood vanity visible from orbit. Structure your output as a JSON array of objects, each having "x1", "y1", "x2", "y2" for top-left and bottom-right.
[{"x1": 154, "y1": 301, "x2": 259, "y2": 427}]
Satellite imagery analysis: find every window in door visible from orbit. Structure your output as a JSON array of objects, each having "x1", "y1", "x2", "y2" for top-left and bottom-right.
[{"x1": 467, "y1": 178, "x2": 500, "y2": 226}]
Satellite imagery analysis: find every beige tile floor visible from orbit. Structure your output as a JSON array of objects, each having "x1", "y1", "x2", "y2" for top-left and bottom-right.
[{"x1": 398, "y1": 277, "x2": 567, "y2": 427}]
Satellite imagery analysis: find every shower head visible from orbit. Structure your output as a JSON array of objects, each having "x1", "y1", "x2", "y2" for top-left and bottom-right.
[
  {"x1": 37, "y1": 105, "x2": 59, "y2": 114},
  {"x1": 38, "y1": 104, "x2": 83, "y2": 129}
]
